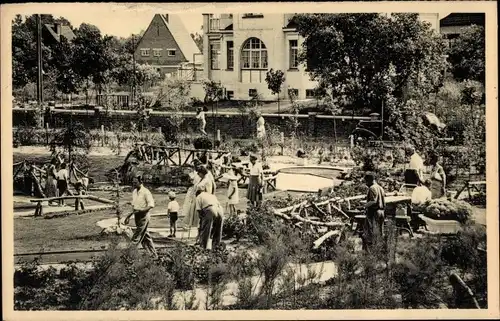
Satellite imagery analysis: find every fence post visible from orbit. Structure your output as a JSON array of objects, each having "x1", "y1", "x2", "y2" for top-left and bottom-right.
[
  {"x1": 217, "y1": 129, "x2": 221, "y2": 142},
  {"x1": 101, "y1": 125, "x2": 105, "y2": 147},
  {"x1": 280, "y1": 132, "x2": 284, "y2": 155}
]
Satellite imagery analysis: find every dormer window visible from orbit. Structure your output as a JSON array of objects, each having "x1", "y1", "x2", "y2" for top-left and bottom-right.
[{"x1": 140, "y1": 48, "x2": 150, "y2": 57}]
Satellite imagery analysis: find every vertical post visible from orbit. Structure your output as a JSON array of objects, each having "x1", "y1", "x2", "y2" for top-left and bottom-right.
[
  {"x1": 101, "y1": 125, "x2": 105, "y2": 147},
  {"x1": 216, "y1": 129, "x2": 221, "y2": 142},
  {"x1": 45, "y1": 122, "x2": 49, "y2": 145},
  {"x1": 132, "y1": 35, "x2": 136, "y2": 108},
  {"x1": 36, "y1": 14, "x2": 44, "y2": 127},
  {"x1": 280, "y1": 132, "x2": 284, "y2": 155},
  {"x1": 350, "y1": 135, "x2": 354, "y2": 149},
  {"x1": 381, "y1": 100, "x2": 384, "y2": 140}
]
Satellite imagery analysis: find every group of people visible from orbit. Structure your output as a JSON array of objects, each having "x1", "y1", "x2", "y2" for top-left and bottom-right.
[
  {"x1": 124, "y1": 152, "x2": 267, "y2": 258},
  {"x1": 361, "y1": 146, "x2": 448, "y2": 251},
  {"x1": 44, "y1": 157, "x2": 70, "y2": 206}
]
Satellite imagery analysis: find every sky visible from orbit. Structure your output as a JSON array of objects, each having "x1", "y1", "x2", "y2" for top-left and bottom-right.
[
  {"x1": 6, "y1": 3, "x2": 453, "y2": 38},
  {"x1": 11, "y1": 3, "x2": 206, "y2": 37}
]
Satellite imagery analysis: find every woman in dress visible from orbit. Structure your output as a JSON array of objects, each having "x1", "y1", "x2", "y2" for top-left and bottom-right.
[
  {"x1": 196, "y1": 107, "x2": 207, "y2": 135},
  {"x1": 182, "y1": 162, "x2": 202, "y2": 230},
  {"x1": 429, "y1": 153, "x2": 447, "y2": 199},
  {"x1": 45, "y1": 158, "x2": 58, "y2": 205},
  {"x1": 246, "y1": 154, "x2": 264, "y2": 207},
  {"x1": 225, "y1": 172, "x2": 240, "y2": 215}
]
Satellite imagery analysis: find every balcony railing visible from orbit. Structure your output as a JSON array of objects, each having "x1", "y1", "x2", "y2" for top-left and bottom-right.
[{"x1": 209, "y1": 18, "x2": 220, "y2": 31}]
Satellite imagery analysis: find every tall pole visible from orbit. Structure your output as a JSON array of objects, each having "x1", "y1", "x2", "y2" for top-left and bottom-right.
[
  {"x1": 36, "y1": 14, "x2": 44, "y2": 127},
  {"x1": 132, "y1": 35, "x2": 136, "y2": 108}
]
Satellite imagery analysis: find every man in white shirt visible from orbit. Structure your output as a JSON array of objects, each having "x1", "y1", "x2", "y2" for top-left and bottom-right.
[
  {"x1": 123, "y1": 175, "x2": 158, "y2": 258},
  {"x1": 195, "y1": 190, "x2": 224, "y2": 249},
  {"x1": 406, "y1": 146, "x2": 425, "y2": 185}
]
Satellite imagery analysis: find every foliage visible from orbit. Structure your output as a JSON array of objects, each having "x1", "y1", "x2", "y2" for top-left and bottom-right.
[
  {"x1": 15, "y1": 245, "x2": 177, "y2": 310},
  {"x1": 203, "y1": 80, "x2": 225, "y2": 103},
  {"x1": 111, "y1": 58, "x2": 161, "y2": 89},
  {"x1": 190, "y1": 32, "x2": 203, "y2": 51},
  {"x1": 293, "y1": 13, "x2": 447, "y2": 114},
  {"x1": 265, "y1": 69, "x2": 286, "y2": 111},
  {"x1": 51, "y1": 121, "x2": 91, "y2": 170},
  {"x1": 422, "y1": 198, "x2": 473, "y2": 224},
  {"x1": 447, "y1": 25, "x2": 485, "y2": 84},
  {"x1": 72, "y1": 23, "x2": 117, "y2": 94},
  {"x1": 392, "y1": 237, "x2": 448, "y2": 308}
]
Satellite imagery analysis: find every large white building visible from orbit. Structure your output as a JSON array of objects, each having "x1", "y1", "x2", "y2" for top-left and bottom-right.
[{"x1": 201, "y1": 13, "x2": 441, "y2": 101}]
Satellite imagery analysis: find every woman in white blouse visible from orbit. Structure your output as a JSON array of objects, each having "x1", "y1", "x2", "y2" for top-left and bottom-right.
[
  {"x1": 246, "y1": 154, "x2": 264, "y2": 207},
  {"x1": 182, "y1": 163, "x2": 203, "y2": 230}
]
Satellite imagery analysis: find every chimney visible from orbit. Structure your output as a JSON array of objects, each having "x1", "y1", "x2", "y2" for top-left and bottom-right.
[
  {"x1": 54, "y1": 22, "x2": 61, "y2": 36},
  {"x1": 163, "y1": 14, "x2": 169, "y2": 23}
]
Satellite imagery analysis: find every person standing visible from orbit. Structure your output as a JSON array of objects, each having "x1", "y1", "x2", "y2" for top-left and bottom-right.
[
  {"x1": 225, "y1": 172, "x2": 239, "y2": 215},
  {"x1": 123, "y1": 175, "x2": 158, "y2": 259},
  {"x1": 196, "y1": 107, "x2": 207, "y2": 135},
  {"x1": 429, "y1": 153, "x2": 447, "y2": 199},
  {"x1": 362, "y1": 173, "x2": 386, "y2": 251},
  {"x1": 182, "y1": 164, "x2": 202, "y2": 230},
  {"x1": 56, "y1": 162, "x2": 69, "y2": 206},
  {"x1": 406, "y1": 146, "x2": 425, "y2": 185},
  {"x1": 167, "y1": 191, "x2": 180, "y2": 238},
  {"x1": 45, "y1": 158, "x2": 58, "y2": 205},
  {"x1": 196, "y1": 165, "x2": 216, "y2": 195},
  {"x1": 246, "y1": 154, "x2": 264, "y2": 207},
  {"x1": 195, "y1": 190, "x2": 224, "y2": 249}
]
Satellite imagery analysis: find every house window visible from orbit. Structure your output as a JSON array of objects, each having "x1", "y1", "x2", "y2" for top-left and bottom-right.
[
  {"x1": 288, "y1": 88, "x2": 298, "y2": 98},
  {"x1": 241, "y1": 38, "x2": 268, "y2": 69},
  {"x1": 153, "y1": 48, "x2": 162, "y2": 57},
  {"x1": 227, "y1": 41, "x2": 234, "y2": 70},
  {"x1": 140, "y1": 48, "x2": 150, "y2": 57},
  {"x1": 249, "y1": 89, "x2": 258, "y2": 97},
  {"x1": 305, "y1": 89, "x2": 315, "y2": 98},
  {"x1": 167, "y1": 49, "x2": 176, "y2": 57},
  {"x1": 289, "y1": 40, "x2": 298, "y2": 69},
  {"x1": 227, "y1": 90, "x2": 234, "y2": 100},
  {"x1": 210, "y1": 42, "x2": 221, "y2": 70}
]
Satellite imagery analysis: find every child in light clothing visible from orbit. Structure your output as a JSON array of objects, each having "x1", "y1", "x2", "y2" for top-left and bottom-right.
[
  {"x1": 226, "y1": 173, "x2": 239, "y2": 215},
  {"x1": 167, "y1": 191, "x2": 180, "y2": 237}
]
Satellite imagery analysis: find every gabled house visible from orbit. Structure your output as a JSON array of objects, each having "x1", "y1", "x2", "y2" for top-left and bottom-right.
[
  {"x1": 44, "y1": 22, "x2": 75, "y2": 43},
  {"x1": 134, "y1": 14, "x2": 203, "y2": 78}
]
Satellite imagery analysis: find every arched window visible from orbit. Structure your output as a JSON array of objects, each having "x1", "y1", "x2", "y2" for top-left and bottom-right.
[{"x1": 241, "y1": 38, "x2": 268, "y2": 69}]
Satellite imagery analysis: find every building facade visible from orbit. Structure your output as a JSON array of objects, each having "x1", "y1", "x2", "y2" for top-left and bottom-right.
[
  {"x1": 134, "y1": 14, "x2": 203, "y2": 78},
  {"x1": 202, "y1": 13, "x2": 441, "y2": 101}
]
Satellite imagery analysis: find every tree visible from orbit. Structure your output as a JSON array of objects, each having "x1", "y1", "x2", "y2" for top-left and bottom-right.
[
  {"x1": 265, "y1": 69, "x2": 286, "y2": 113},
  {"x1": 292, "y1": 13, "x2": 447, "y2": 115},
  {"x1": 51, "y1": 37, "x2": 81, "y2": 95},
  {"x1": 72, "y1": 23, "x2": 117, "y2": 101},
  {"x1": 203, "y1": 80, "x2": 225, "y2": 141},
  {"x1": 111, "y1": 57, "x2": 161, "y2": 91},
  {"x1": 447, "y1": 25, "x2": 485, "y2": 84},
  {"x1": 190, "y1": 32, "x2": 203, "y2": 52}
]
